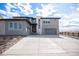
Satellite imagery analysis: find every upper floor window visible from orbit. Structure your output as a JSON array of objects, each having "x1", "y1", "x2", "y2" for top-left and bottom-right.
[
  {"x1": 43, "y1": 21, "x2": 50, "y2": 24},
  {"x1": 46, "y1": 21, "x2": 48, "y2": 24},
  {"x1": 43, "y1": 21, "x2": 45, "y2": 23},
  {"x1": 48, "y1": 21, "x2": 50, "y2": 23}
]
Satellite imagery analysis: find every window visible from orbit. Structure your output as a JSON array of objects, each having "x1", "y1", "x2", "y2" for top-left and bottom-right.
[
  {"x1": 39, "y1": 19, "x2": 40, "y2": 21},
  {"x1": 14, "y1": 23, "x2": 17, "y2": 29},
  {"x1": 19, "y1": 23, "x2": 22, "y2": 29},
  {"x1": 38, "y1": 25, "x2": 40, "y2": 29},
  {"x1": 46, "y1": 21, "x2": 48, "y2": 24},
  {"x1": 9, "y1": 22, "x2": 22, "y2": 30},
  {"x1": 48, "y1": 21, "x2": 50, "y2": 23},
  {"x1": 43, "y1": 21, "x2": 50, "y2": 24},
  {"x1": 43, "y1": 21, "x2": 45, "y2": 23},
  {"x1": 10, "y1": 22, "x2": 13, "y2": 28},
  {"x1": 38, "y1": 19, "x2": 40, "y2": 29}
]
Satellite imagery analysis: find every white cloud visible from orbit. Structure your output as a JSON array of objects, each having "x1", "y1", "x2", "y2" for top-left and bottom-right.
[
  {"x1": 4, "y1": 3, "x2": 33, "y2": 18},
  {"x1": 0, "y1": 9, "x2": 15, "y2": 18},
  {"x1": 17, "y1": 3, "x2": 33, "y2": 15},
  {"x1": 6, "y1": 3, "x2": 17, "y2": 12},
  {"x1": 0, "y1": 9, "x2": 6, "y2": 15},
  {"x1": 7, "y1": 12, "x2": 20, "y2": 18},
  {"x1": 76, "y1": 7, "x2": 79, "y2": 11},
  {"x1": 36, "y1": 4, "x2": 56, "y2": 17},
  {"x1": 7, "y1": 3, "x2": 17, "y2": 8},
  {"x1": 59, "y1": 19, "x2": 69, "y2": 27},
  {"x1": 5, "y1": 3, "x2": 20, "y2": 18},
  {"x1": 70, "y1": 6, "x2": 75, "y2": 9},
  {"x1": 59, "y1": 12, "x2": 79, "y2": 32},
  {"x1": 53, "y1": 13, "x2": 65, "y2": 17},
  {"x1": 35, "y1": 4, "x2": 79, "y2": 32}
]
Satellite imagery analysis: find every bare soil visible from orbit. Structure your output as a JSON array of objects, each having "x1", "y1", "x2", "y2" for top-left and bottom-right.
[{"x1": 0, "y1": 36, "x2": 23, "y2": 54}]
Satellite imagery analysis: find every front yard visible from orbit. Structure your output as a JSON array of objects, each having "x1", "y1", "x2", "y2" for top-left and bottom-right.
[{"x1": 0, "y1": 36, "x2": 23, "y2": 54}]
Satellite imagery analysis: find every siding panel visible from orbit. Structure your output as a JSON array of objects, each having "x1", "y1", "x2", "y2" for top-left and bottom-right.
[
  {"x1": 5, "y1": 21, "x2": 30, "y2": 35},
  {"x1": 0, "y1": 21, "x2": 5, "y2": 35}
]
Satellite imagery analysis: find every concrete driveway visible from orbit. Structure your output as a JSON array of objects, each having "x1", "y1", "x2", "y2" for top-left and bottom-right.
[{"x1": 2, "y1": 35, "x2": 79, "y2": 56}]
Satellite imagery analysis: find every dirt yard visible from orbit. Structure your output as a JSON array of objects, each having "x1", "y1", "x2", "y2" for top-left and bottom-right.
[{"x1": 0, "y1": 36, "x2": 23, "y2": 54}]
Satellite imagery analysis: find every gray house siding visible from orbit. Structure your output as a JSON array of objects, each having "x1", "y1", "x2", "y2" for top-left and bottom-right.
[
  {"x1": 5, "y1": 21, "x2": 31, "y2": 35},
  {"x1": 0, "y1": 21, "x2": 5, "y2": 35},
  {"x1": 41, "y1": 19, "x2": 59, "y2": 36}
]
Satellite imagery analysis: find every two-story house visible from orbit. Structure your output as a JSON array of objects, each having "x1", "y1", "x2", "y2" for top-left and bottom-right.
[{"x1": 0, "y1": 16, "x2": 60, "y2": 37}]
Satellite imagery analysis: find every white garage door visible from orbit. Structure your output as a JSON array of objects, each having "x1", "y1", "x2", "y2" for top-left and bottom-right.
[{"x1": 44, "y1": 28, "x2": 57, "y2": 35}]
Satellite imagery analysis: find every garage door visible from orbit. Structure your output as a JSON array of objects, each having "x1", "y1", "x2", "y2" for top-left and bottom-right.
[{"x1": 44, "y1": 28, "x2": 57, "y2": 35}]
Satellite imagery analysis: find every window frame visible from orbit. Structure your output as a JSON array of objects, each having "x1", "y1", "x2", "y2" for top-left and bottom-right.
[
  {"x1": 14, "y1": 22, "x2": 18, "y2": 29},
  {"x1": 43, "y1": 21, "x2": 50, "y2": 24},
  {"x1": 8, "y1": 22, "x2": 23, "y2": 30},
  {"x1": 9, "y1": 22, "x2": 13, "y2": 29}
]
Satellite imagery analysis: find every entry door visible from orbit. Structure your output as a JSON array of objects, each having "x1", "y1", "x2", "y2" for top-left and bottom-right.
[{"x1": 32, "y1": 24, "x2": 36, "y2": 33}]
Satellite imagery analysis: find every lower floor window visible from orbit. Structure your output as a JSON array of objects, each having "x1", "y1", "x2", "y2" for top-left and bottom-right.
[
  {"x1": 14, "y1": 23, "x2": 17, "y2": 29},
  {"x1": 9, "y1": 22, "x2": 22, "y2": 30},
  {"x1": 19, "y1": 23, "x2": 22, "y2": 29},
  {"x1": 10, "y1": 22, "x2": 13, "y2": 28}
]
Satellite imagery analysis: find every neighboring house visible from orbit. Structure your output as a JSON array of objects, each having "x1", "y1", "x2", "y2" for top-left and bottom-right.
[{"x1": 0, "y1": 17, "x2": 60, "y2": 36}]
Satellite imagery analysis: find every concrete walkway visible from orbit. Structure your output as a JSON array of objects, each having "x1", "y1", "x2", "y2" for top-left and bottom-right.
[{"x1": 2, "y1": 35, "x2": 79, "y2": 56}]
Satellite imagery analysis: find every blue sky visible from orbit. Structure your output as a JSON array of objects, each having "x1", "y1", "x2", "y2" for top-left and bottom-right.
[{"x1": 0, "y1": 3, "x2": 79, "y2": 32}]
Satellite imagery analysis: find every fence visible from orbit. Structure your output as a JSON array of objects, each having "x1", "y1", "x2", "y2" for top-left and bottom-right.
[{"x1": 60, "y1": 32, "x2": 79, "y2": 37}]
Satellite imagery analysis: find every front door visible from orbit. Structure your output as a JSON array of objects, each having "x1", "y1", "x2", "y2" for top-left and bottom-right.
[{"x1": 32, "y1": 24, "x2": 36, "y2": 33}]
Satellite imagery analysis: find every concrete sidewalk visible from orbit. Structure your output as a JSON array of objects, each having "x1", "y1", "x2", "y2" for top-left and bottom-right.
[{"x1": 2, "y1": 35, "x2": 79, "y2": 56}]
